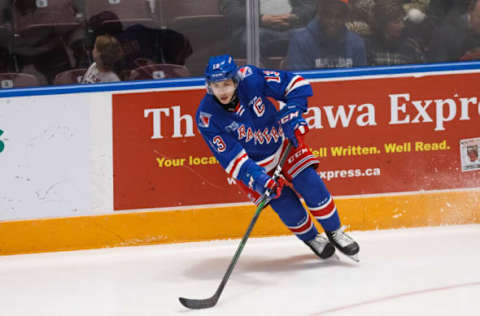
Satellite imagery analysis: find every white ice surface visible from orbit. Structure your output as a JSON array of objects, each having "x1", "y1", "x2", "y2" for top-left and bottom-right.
[{"x1": 0, "y1": 224, "x2": 479, "y2": 316}]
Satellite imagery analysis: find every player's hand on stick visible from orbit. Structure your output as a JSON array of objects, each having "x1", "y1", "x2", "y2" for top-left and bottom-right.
[
  {"x1": 263, "y1": 175, "x2": 286, "y2": 199},
  {"x1": 253, "y1": 172, "x2": 286, "y2": 199}
]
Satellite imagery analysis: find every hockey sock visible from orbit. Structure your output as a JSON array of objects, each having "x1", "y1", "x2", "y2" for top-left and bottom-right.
[
  {"x1": 292, "y1": 167, "x2": 341, "y2": 232},
  {"x1": 270, "y1": 186, "x2": 318, "y2": 241}
]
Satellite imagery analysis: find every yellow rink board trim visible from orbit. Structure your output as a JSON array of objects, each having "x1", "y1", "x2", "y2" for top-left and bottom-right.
[{"x1": 0, "y1": 190, "x2": 479, "y2": 255}]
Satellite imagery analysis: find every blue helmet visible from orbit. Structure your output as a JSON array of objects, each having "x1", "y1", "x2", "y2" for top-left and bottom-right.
[{"x1": 205, "y1": 54, "x2": 238, "y2": 84}]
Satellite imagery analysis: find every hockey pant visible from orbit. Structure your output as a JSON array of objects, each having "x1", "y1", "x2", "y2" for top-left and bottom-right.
[
  {"x1": 270, "y1": 166, "x2": 341, "y2": 241},
  {"x1": 236, "y1": 141, "x2": 341, "y2": 241}
]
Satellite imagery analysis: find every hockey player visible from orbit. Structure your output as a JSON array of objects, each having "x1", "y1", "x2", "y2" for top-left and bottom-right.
[{"x1": 196, "y1": 54, "x2": 359, "y2": 261}]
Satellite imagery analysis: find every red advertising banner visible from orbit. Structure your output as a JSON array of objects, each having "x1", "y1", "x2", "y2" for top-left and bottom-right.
[{"x1": 113, "y1": 72, "x2": 480, "y2": 210}]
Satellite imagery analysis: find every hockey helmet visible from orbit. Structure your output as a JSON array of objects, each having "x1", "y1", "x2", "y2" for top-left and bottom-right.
[{"x1": 205, "y1": 54, "x2": 239, "y2": 84}]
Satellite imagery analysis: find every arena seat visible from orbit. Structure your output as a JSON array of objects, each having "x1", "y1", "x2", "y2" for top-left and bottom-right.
[
  {"x1": 128, "y1": 63, "x2": 190, "y2": 80},
  {"x1": 11, "y1": 0, "x2": 81, "y2": 80},
  {"x1": 53, "y1": 68, "x2": 88, "y2": 85},
  {"x1": 12, "y1": 0, "x2": 80, "y2": 37},
  {"x1": 84, "y1": 0, "x2": 156, "y2": 29},
  {"x1": 0, "y1": 72, "x2": 40, "y2": 88},
  {"x1": 157, "y1": 0, "x2": 226, "y2": 76},
  {"x1": 159, "y1": 0, "x2": 221, "y2": 27}
]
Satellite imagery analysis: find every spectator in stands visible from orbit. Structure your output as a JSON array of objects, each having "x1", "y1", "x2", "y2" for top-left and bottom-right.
[
  {"x1": 0, "y1": 1, "x2": 10, "y2": 23},
  {"x1": 366, "y1": 0, "x2": 425, "y2": 66},
  {"x1": 428, "y1": 0, "x2": 480, "y2": 62},
  {"x1": 86, "y1": 11, "x2": 192, "y2": 73},
  {"x1": 404, "y1": 0, "x2": 430, "y2": 14},
  {"x1": 0, "y1": 1, "x2": 12, "y2": 72},
  {"x1": 66, "y1": 0, "x2": 91, "y2": 69},
  {"x1": 401, "y1": 1, "x2": 433, "y2": 56},
  {"x1": 221, "y1": 0, "x2": 317, "y2": 58},
  {"x1": 346, "y1": 0, "x2": 375, "y2": 37},
  {"x1": 285, "y1": 0, "x2": 367, "y2": 70},
  {"x1": 11, "y1": 0, "x2": 87, "y2": 84},
  {"x1": 426, "y1": 0, "x2": 471, "y2": 24},
  {"x1": 82, "y1": 34, "x2": 123, "y2": 83}
]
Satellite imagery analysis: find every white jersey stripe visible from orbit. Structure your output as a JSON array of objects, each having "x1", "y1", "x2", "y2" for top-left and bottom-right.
[
  {"x1": 288, "y1": 215, "x2": 310, "y2": 230},
  {"x1": 309, "y1": 197, "x2": 333, "y2": 211},
  {"x1": 285, "y1": 75, "x2": 301, "y2": 95},
  {"x1": 231, "y1": 155, "x2": 249, "y2": 179},
  {"x1": 225, "y1": 149, "x2": 247, "y2": 176},
  {"x1": 286, "y1": 80, "x2": 310, "y2": 96},
  {"x1": 289, "y1": 218, "x2": 314, "y2": 234},
  {"x1": 256, "y1": 140, "x2": 287, "y2": 173},
  {"x1": 314, "y1": 207, "x2": 337, "y2": 220},
  {"x1": 285, "y1": 76, "x2": 309, "y2": 96}
]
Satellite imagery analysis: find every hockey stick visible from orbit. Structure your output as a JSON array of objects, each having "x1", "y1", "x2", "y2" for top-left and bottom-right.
[{"x1": 179, "y1": 142, "x2": 293, "y2": 309}]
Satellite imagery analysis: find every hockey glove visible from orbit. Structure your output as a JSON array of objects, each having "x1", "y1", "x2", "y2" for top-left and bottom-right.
[
  {"x1": 249, "y1": 172, "x2": 286, "y2": 199},
  {"x1": 277, "y1": 106, "x2": 309, "y2": 147}
]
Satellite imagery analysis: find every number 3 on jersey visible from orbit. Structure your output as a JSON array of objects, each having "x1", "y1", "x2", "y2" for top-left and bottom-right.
[{"x1": 213, "y1": 135, "x2": 226, "y2": 152}]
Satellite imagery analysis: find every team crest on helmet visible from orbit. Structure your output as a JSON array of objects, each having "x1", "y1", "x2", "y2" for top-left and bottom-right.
[{"x1": 198, "y1": 111, "x2": 212, "y2": 128}]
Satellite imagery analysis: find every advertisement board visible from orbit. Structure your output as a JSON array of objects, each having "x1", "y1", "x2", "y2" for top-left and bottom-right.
[
  {"x1": 0, "y1": 93, "x2": 113, "y2": 220},
  {"x1": 113, "y1": 72, "x2": 480, "y2": 210}
]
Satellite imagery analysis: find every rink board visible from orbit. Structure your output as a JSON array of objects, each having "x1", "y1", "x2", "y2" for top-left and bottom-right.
[
  {"x1": 113, "y1": 71, "x2": 480, "y2": 210},
  {"x1": 0, "y1": 189, "x2": 478, "y2": 255},
  {"x1": 1, "y1": 62, "x2": 480, "y2": 255}
]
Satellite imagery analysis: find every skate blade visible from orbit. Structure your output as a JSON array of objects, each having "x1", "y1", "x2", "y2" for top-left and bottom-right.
[
  {"x1": 347, "y1": 253, "x2": 360, "y2": 263},
  {"x1": 324, "y1": 253, "x2": 340, "y2": 262}
]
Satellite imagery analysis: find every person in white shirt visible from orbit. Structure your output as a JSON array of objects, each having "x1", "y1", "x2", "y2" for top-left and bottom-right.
[
  {"x1": 82, "y1": 34, "x2": 123, "y2": 84},
  {"x1": 221, "y1": 0, "x2": 317, "y2": 58}
]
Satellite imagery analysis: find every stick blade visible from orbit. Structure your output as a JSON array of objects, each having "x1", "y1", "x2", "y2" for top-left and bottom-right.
[{"x1": 179, "y1": 296, "x2": 219, "y2": 309}]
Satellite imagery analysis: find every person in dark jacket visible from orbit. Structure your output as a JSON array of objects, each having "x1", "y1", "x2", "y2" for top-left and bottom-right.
[
  {"x1": 428, "y1": 0, "x2": 480, "y2": 62},
  {"x1": 366, "y1": 0, "x2": 425, "y2": 66},
  {"x1": 221, "y1": 0, "x2": 317, "y2": 58},
  {"x1": 285, "y1": 0, "x2": 366, "y2": 70}
]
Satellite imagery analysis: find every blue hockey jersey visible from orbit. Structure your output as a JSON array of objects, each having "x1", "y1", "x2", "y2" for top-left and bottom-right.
[{"x1": 196, "y1": 65, "x2": 313, "y2": 189}]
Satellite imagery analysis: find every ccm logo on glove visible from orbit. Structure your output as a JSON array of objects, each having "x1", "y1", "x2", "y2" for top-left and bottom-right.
[
  {"x1": 280, "y1": 111, "x2": 299, "y2": 124},
  {"x1": 287, "y1": 148, "x2": 309, "y2": 164}
]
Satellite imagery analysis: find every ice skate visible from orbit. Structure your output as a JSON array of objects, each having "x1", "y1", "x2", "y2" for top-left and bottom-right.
[
  {"x1": 304, "y1": 234, "x2": 336, "y2": 260},
  {"x1": 326, "y1": 227, "x2": 360, "y2": 262}
]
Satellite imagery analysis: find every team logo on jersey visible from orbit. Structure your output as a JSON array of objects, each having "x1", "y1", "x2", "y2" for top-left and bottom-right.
[
  {"x1": 251, "y1": 96, "x2": 265, "y2": 117},
  {"x1": 198, "y1": 111, "x2": 212, "y2": 128},
  {"x1": 238, "y1": 66, "x2": 253, "y2": 79}
]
